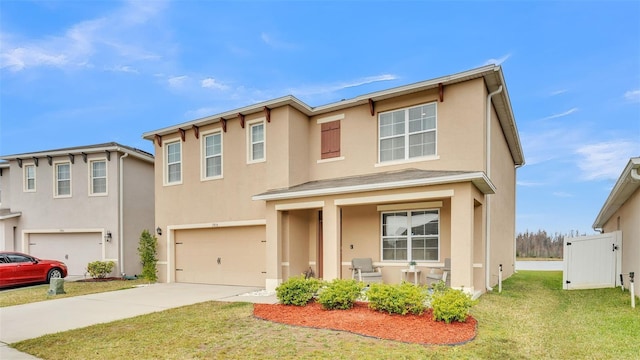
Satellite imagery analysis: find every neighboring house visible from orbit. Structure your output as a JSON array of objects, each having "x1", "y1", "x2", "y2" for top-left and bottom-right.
[
  {"x1": 593, "y1": 157, "x2": 640, "y2": 282},
  {"x1": 143, "y1": 65, "x2": 524, "y2": 297},
  {"x1": 0, "y1": 143, "x2": 155, "y2": 277}
]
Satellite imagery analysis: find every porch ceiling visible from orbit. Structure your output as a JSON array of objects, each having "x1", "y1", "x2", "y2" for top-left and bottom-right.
[{"x1": 252, "y1": 168, "x2": 495, "y2": 201}]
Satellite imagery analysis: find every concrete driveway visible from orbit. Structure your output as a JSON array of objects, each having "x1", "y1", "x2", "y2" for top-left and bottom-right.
[{"x1": 0, "y1": 283, "x2": 277, "y2": 359}]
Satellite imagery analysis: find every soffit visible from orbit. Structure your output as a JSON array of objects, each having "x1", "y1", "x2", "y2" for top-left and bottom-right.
[{"x1": 593, "y1": 157, "x2": 640, "y2": 229}]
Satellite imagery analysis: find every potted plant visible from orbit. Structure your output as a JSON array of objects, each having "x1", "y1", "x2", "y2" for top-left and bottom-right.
[{"x1": 409, "y1": 260, "x2": 417, "y2": 270}]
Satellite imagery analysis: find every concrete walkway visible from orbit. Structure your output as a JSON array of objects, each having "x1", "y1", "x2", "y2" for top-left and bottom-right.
[{"x1": 0, "y1": 283, "x2": 278, "y2": 359}]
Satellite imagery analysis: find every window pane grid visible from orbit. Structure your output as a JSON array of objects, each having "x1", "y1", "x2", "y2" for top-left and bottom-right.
[
  {"x1": 379, "y1": 103, "x2": 436, "y2": 162},
  {"x1": 25, "y1": 165, "x2": 35, "y2": 190},
  {"x1": 56, "y1": 163, "x2": 71, "y2": 196},
  {"x1": 166, "y1": 142, "x2": 181, "y2": 183},
  {"x1": 91, "y1": 161, "x2": 107, "y2": 194},
  {"x1": 250, "y1": 123, "x2": 265, "y2": 161},
  {"x1": 381, "y1": 210, "x2": 439, "y2": 261},
  {"x1": 204, "y1": 133, "x2": 222, "y2": 177}
]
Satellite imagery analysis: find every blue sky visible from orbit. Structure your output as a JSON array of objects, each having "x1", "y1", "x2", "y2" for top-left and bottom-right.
[{"x1": 1, "y1": 1, "x2": 638, "y2": 235}]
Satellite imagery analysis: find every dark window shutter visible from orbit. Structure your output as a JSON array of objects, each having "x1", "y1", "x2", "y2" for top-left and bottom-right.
[{"x1": 321, "y1": 121, "x2": 340, "y2": 159}]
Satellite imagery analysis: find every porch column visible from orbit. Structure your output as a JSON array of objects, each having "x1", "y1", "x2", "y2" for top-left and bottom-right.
[
  {"x1": 265, "y1": 204, "x2": 282, "y2": 292},
  {"x1": 322, "y1": 201, "x2": 341, "y2": 280},
  {"x1": 450, "y1": 184, "x2": 475, "y2": 293}
]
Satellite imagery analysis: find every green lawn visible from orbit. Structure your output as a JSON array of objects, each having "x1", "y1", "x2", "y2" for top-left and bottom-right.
[
  {"x1": 10, "y1": 271, "x2": 640, "y2": 359},
  {"x1": 0, "y1": 279, "x2": 149, "y2": 307}
]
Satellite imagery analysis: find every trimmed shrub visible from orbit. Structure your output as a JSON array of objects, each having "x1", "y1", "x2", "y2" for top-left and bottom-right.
[
  {"x1": 317, "y1": 279, "x2": 364, "y2": 310},
  {"x1": 276, "y1": 276, "x2": 324, "y2": 306},
  {"x1": 366, "y1": 282, "x2": 427, "y2": 315},
  {"x1": 138, "y1": 229, "x2": 158, "y2": 282},
  {"x1": 87, "y1": 260, "x2": 115, "y2": 279},
  {"x1": 431, "y1": 287, "x2": 477, "y2": 323}
]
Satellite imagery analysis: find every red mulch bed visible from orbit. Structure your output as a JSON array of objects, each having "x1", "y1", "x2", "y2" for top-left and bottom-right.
[{"x1": 254, "y1": 301, "x2": 477, "y2": 346}]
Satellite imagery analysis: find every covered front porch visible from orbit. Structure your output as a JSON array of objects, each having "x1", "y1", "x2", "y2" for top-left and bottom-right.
[{"x1": 254, "y1": 169, "x2": 494, "y2": 296}]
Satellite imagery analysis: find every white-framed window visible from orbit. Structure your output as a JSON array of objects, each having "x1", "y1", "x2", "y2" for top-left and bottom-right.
[
  {"x1": 54, "y1": 162, "x2": 72, "y2": 197},
  {"x1": 165, "y1": 140, "x2": 182, "y2": 185},
  {"x1": 24, "y1": 164, "x2": 36, "y2": 192},
  {"x1": 248, "y1": 120, "x2": 265, "y2": 163},
  {"x1": 90, "y1": 159, "x2": 107, "y2": 195},
  {"x1": 381, "y1": 209, "x2": 439, "y2": 262},
  {"x1": 202, "y1": 131, "x2": 222, "y2": 179},
  {"x1": 378, "y1": 102, "x2": 437, "y2": 163}
]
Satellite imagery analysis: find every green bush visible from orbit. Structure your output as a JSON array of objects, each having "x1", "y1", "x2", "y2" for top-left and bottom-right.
[
  {"x1": 87, "y1": 261, "x2": 115, "y2": 279},
  {"x1": 366, "y1": 282, "x2": 427, "y2": 315},
  {"x1": 317, "y1": 279, "x2": 364, "y2": 310},
  {"x1": 431, "y1": 287, "x2": 477, "y2": 323},
  {"x1": 138, "y1": 229, "x2": 158, "y2": 282},
  {"x1": 276, "y1": 276, "x2": 324, "y2": 306}
]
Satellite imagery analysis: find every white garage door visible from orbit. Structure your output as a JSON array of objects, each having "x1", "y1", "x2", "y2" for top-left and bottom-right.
[
  {"x1": 29, "y1": 232, "x2": 102, "y2": 276},
  {"x1": 174, "y1": 226, "x2": 266, "y2": 286}
]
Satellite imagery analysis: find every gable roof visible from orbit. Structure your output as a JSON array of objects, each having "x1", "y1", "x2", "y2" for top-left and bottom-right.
[
  {"x1": 143, "y1": 65, "x2": 524, "y2": 166},
  {"x1": 0, "y1": 142, "x2": 154, "y2": 163},
  {"x1": 253, "y1": 168, "x2": 496, "y2": 201},
  {"x1": 593, "y1": 157, "x2": 640, "y2": 230}
]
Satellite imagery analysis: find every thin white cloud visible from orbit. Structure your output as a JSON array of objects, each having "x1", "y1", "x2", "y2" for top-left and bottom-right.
[
  {"x1": 261, "y1": 32, "x2": 296, "y2": 50},
  {"x1": 201, "y1": 78, "x2": 229, "y2": 90},
  {"x1": 550, "y1": 89, "x2": 568, "y2": 96},
  {"x1": 575, "y1": 140, "x2": 638, "y2": 180},
  {"x1": 552, "y1": 191, "x2": 573, "y2": 198},
  {"x1": 517, "y1": 181, "x2": 545, "y2": 187},
  {"x1": 0, "y1": 1, "x2": 167, "y2": 72},
  {"x1": 185, "y1": 107, "x2": 220, "y2": 120},
  {"x1": 288, "y1": 74, "x2": 398, "y2": 97},
  {"x1": 540, "y1": 107, "x2": 578, "y2": 121},
  {"x1": 168, "y1": 75, "x2": 188, "y2": 88},
  {"x1": 107, "y1": 65, "x2": 139, "y2": 74},
  {"x1": 484, "y1": 54, "x2": 511, "y2": 66},
  {"x1": 624, "y1": 89, "x2": 640, "y2": 103}
]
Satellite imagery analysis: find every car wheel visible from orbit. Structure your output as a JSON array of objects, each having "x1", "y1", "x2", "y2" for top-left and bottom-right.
[{"x1": 47, "y1": 268, "x2": 63, "y2": 283}]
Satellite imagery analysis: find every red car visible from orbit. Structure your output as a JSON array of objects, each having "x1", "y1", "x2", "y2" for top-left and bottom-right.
[{"x1": 0, "y1": 251, "x2": 68, "y2": 288}]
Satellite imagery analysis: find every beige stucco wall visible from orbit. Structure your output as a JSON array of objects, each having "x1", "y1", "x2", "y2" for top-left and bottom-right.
[
  {"x1": 122, "y1": 155, "x2": 155, "y2": 276},
  {"x1": 307, "y1": 79, "x2": 486, "y2": 181},
  {"x1": 602, "y1": 188, "x2": 640, "y2": 277},
  {"x1": 487, "y1": 98, "x2": 518, "y2": 286}
]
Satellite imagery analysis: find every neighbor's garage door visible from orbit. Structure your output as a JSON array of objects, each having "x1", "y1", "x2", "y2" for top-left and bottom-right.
[
  {"x1": 174, "y1": 226, "x2": 266, "y2": 286},
  {"x1": 29, "y1": 232, "x2": 102, "y2": 276}
]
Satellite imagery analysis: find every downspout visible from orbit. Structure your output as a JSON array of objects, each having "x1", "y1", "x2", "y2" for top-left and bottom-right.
[
  {"x1": 485, "y1": 85, "x2": 503, "y2": 292},
  {"x1": 514, "y1": 163, "x2": 524, "y2": 270},
  {"x1": 119, "y1": 152, "x2": 129, "y2": 275},
  {"x1": 631, "y1": 166, "x2": 640, "y2": 181}
]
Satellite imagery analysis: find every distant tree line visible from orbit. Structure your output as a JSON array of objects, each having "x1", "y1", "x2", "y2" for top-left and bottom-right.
[{"x1": 515, "y1": 229, "x2": 584, "y2": 259}]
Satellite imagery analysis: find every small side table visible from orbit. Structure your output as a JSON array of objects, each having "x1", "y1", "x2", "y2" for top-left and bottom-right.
[{"x1": 401, "y1": 268, "x2": 421, "y2": 285}]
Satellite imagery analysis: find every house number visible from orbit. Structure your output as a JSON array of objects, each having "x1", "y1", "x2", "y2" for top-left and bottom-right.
[{"x1": 211, "y1": 223, "x2": 219, "y2": 227}]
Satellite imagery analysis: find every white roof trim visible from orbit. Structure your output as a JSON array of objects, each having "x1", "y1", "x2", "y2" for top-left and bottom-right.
[
  {"x1": 252, "y1": 172, "x2": 495, "y2": 201},
  {"x1": 0, "y1": 211, "x2": 22, "y2": 220},
  {"x1": 0, "y1": 144, "x2": 153, "y2": 163},
  {"x1": 593, "y1": 157, "x2": 640, "y2": 229}
]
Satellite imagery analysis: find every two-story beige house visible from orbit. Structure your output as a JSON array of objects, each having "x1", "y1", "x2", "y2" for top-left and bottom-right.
[
  {"x1": 0, "y1": 143, "x2": 155, "y2": 277},
  {"x1": 144, "y1": 65, "x2": 524, "y2": 296}
]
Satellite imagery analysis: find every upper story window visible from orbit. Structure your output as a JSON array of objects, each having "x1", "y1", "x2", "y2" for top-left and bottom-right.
[
  {"x1": 55, "y1": 162, "x2": 71, "y2": 197},
  {"x1": 165, "y1": 140, "x2": 182, "y2": 185},
  {"x1": 381, "y1": 209, "x2": 439, "y2": 262},
  {"x1": 203, "y1": 131, "x2": 222, "y2": 179},
  {"x1": 24, "y1": 164, "x2": 36, "y2": 192},
  {"x1": 248, "y1": 121, "x2": 265, "y2": 163},
  {"x1": 90, "y1": 159, "x2": 107, "y2": 195},
  {"x1": 378, "y1": 102, "x2": 437, "y2": 163}
]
